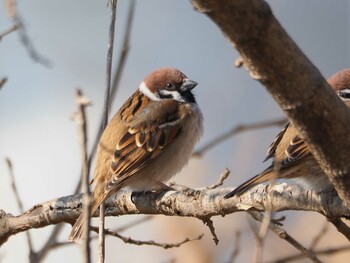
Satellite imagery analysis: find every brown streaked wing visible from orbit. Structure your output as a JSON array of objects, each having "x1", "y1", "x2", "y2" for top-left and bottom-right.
[
  {"x1": 264, "y1": 122, "x2": 290, "y2": 162},
  {"x1": 106, "y1": 100, "x2": 183, "y2": 191},
  {"x1": 279, "y1": 135, "x2": 311, "y2": 168}
]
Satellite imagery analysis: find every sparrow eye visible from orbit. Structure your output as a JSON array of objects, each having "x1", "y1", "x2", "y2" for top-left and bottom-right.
[
  {"x1": 337, "y1": 88, "x2": 350, "y2": 101},
  {"x1": 165, "y1": 83, "x2": 176, "y2": 91}
]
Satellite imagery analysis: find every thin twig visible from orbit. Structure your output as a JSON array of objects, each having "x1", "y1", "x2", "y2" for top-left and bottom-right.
[
  {"x1": 0, "y1": 78, "x2": 8, "y2": 90},
  {"x1": 227, "y1": 231, "x2": 241, "y2": 263},
  {"x1": 5, "y1": 0, "x2": 51, "y2": 66},
  {"x1": 73, "y1": 89, "x2": 92, "y2": 263},
  {"x1": 250, "y1": 212, "x2": 322, "y2": 263},
  {"x1": 269, "y1": 245, "x2": 350, "y2": 263},
  {"x1": 327, "y1": 216, "x2": 350, "y2": 242},
  {"x1": 29, "y1": 226, "x2": 63, "y2": 263},
  {"x1": 0, "y1": 23, "x2": 21, "y2": 41},
  {"x1": 206, "y1": 168, "x2": 230, "y2": 190},
  {"x1": 98, "y1": 204, "x2": 105, "y2": 263},
  {"x1": 309, "y1": 220, "x2": 329, "y2": 250},
  {"x1": 201, "y1": 217, "x2": 219, "y2": 245},
  {"x1": 269, "y1": 224, "x2": 322, "y2": 263},
  {"x1": 193, "y1": 118, "x2": 286, "y2": 157},
  {"x1": 91, "y1": 227, "x2": 203, "y2": 248},
  {"x1": 253, "y1": 211, "x2": 272, "y2": 263},
  {"x1": 89, "y1": 0, "x2": 136, "y2": 165},
  {"x1": 5, "y1": 158, "x2": 35, "y2": 257},
  {"x1": 29, "y1": 216, "x2": 154, "y2": 252},
  {"x1": 99, "y1": 1, "x2": 118, "y2": 262}
]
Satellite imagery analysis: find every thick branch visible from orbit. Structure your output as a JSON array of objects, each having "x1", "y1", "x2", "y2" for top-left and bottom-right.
[
  {"x1": 191, "y1": 0, "x2": 350, "y2": 207},
  {"x1": 1, "y1": 184, "x2": 349, "y2": 246}
]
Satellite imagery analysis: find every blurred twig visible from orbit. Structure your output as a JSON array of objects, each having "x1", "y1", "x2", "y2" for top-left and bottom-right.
[
  {"x1": 270, "y1": 221, "x2": 330, "y2": 263},
  {"x1": 252, "y1": 211, "x2": 272, "y2": 263},
  {"x1": 5, "y1": 158, "x2": 35, "y2": 258},
  {"x1": 309, "y1": 220, "x2": 329, "y2": 250},
  {"x1": 193, "y1": 118, "x2": 286, "y2": 157},
  {"x1": 73, "y1": 89, "x2": 92, "y2": 263},
  {"x1": 0, "y1": 78, "x2": 8, "y2": 90},
  {"x1": 5, "y1": 0, "x2": 51, "y2": 67},
  {"x1": 0, "y1": 23, "x2": 21, "y2": 41},
  {"x1": 327, "y1": 216, "x2": 350, "y2": 242},
  {"x1": 227, "y1": 231, "x2": 241, "y2": 263},
  {"x1": 269, "y1": 245, "x2": 350, "y2": 263},
  {"x1": 250, "y1": 212, "x2": 322, "y2": 263}
]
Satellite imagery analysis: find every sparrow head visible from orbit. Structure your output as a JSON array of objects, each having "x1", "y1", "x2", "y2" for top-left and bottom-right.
[
  {"x1": 139, "y1": 67, "x2": 198, "y2": 103},
  {"x1": 328, "y1": 68, "x2": 350, "y2": 102}
]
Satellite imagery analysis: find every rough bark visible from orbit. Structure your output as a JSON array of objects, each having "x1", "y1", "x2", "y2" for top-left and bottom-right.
[
  {"x1": 191, "y1": 0, "x2": 350, "y2": 207},
  {"x1": 1, "y1": 184, "x2": 348, "y2": 246}
]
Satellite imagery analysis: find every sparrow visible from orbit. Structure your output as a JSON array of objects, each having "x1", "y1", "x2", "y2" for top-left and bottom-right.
[
  {"x1": 69, "y1": 67, "x2": 203, "y2": 241},
  {"x1": 225, "y1": 68, "x2": 350, "y2": 198}
]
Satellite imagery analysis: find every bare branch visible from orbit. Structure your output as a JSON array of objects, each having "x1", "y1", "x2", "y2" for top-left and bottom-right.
[
  {"x1": 191, "y1": 0, "x2": 350, "y2": 208},
  {"x1": 309, "y1": 220, "x2": 329, "y2": 250},
  {"x1": 89, "y1": 0, "x2": 136, "y2": 164},
  {"x1": 73, "y1": 89, "x2": 92, "y2": 263},
  {"x1": 327, "y1": 216, "x2": 350, "y2": 242},
  {"x1": 5, "y1": 158, "x2": 35, "y2": 257},
  {"x1": 0, "y1": 23, "x2": 21, "y2": 41},
  {"x1": 250, "y1": 212, "x2": 322, "y2": 263},
  {"x1": 269, "y1": 223, "x2": 321, "y2": 263},
  {"x1": 269, "y1": 245, "x2": 350, "y2": 263},
  {"x1": 193, "y1": 118, "x2": 286, "y2": 157},
  {"x1": 206, "y1": 168, "x2": 230, "y2": 190},
  {"x1": 0, "y1": 78, "x2": 8, "y2": 90},
  {"x1": 1, "y1": 183, "x2": 349, "y2": 246},
  {"x1": 91, "y1": 226, "x2": 203, "y2": 248},
  {"x1": 99, "y1": 0, "x2": 119, "y2": 261},
  {"x1": 5, "y1": 0, "x2": 51, "y2": 66},
  {"x1": 253, "y1": 211, "x2": 272, "y2": 263},
  {"x1": 201, "y1": 217, "x2": 219, "y2": 245},
  {"x1": 29, "y1": 225, "x2": 63, "y2": 263}
]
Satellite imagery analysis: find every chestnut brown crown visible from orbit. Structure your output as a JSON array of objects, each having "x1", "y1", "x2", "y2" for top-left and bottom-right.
[{"x1": 140, "y1": 67, "x2": 198, "y2": 103}]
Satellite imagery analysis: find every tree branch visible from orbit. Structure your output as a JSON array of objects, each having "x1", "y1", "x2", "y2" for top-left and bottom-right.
[
  {"x1": 1, "y1": 183, "x2": 349, "y2": 246},
  {"x1": 191, "y1": 0, "x2": 350, "y2": 208}
]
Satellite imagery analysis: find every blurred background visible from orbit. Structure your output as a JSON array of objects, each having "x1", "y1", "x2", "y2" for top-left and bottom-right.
[{"x1": 1, "y1": 0, "x2": 349, "y2": 262}]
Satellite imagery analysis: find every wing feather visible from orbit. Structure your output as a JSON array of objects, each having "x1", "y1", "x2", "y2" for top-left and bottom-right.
[
  {"x1": 106, "y1": 99, "x2": 183, "y2": 191},
  {"x1": 264, "y1": 123, "x2": 289, "y2": 162}
]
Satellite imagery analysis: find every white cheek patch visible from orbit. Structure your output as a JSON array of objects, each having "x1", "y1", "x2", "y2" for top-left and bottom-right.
[
  {"x1": 159, "y1": 90, "x2": 185, "y2": 102},
  {"x1": 139, "y1": 82, "x2": 160, "y2": 101}
]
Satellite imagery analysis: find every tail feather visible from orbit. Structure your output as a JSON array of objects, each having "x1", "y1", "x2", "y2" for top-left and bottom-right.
[
  {"x1": 68, "y1": 193, "x2": 108, "y2": 242},
  {"x1": 224, "y1": 170, "x2": 273, "y2": 199}
]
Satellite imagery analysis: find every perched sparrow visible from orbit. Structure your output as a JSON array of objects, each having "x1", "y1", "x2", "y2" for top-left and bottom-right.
[
  {"x1": 69, "y1": 68, "x2": 203, "y2": 241},
  {"x1": 225, "y1": 69, "x2": 350, "y2": 198}
]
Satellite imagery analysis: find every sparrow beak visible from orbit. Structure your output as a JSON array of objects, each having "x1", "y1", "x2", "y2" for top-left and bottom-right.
[{"x1": 181, "y1": 79, "x2": 198, "y2": 91}]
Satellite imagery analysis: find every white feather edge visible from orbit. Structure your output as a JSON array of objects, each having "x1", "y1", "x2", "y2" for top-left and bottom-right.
[{"x1": 139, "y1": 81, "x2": 160, "y2": 101}]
